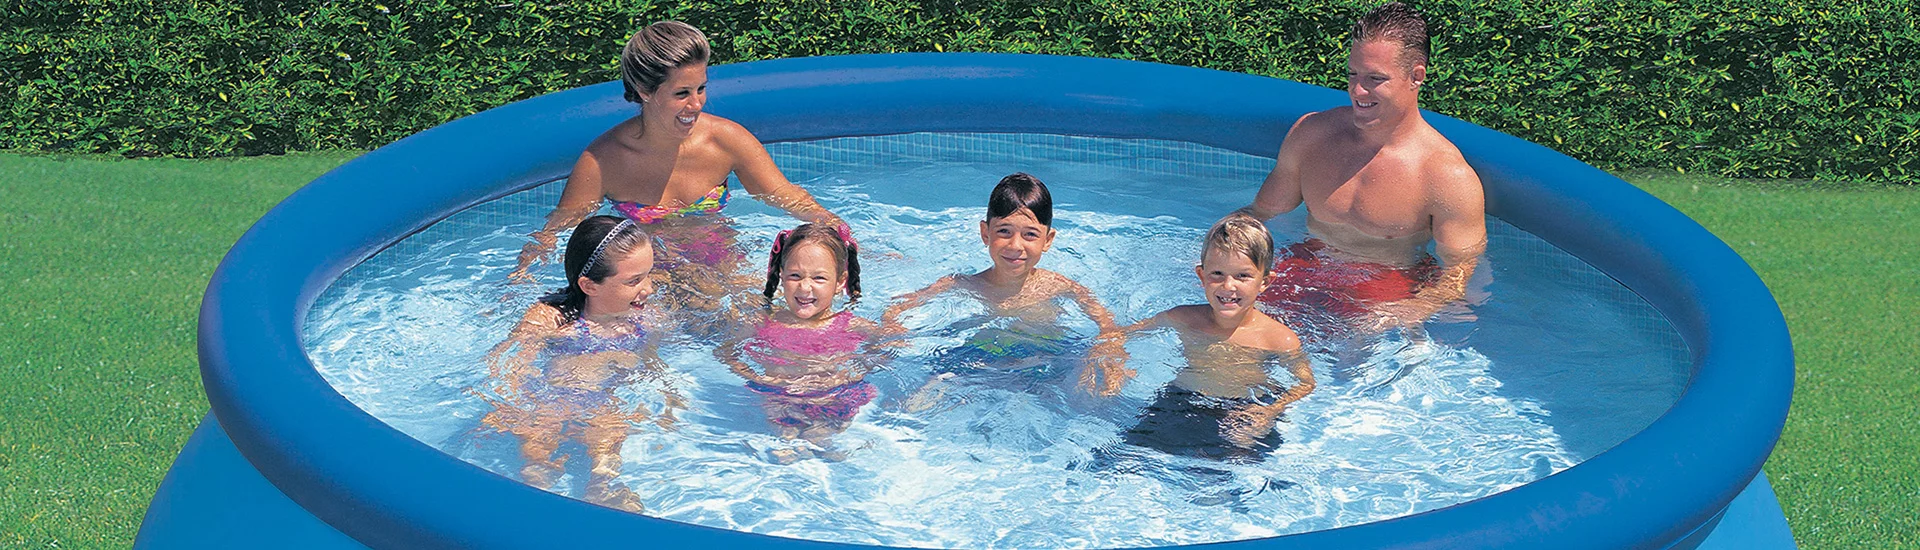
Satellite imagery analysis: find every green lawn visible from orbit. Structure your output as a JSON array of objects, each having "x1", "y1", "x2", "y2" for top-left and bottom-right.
[
  {"x1": 0, "y1": 152, "x2": 357, "y2": 548},
  {"x1": 1624, "y1": 172, "x2": 1920, "y2": 549},
  {"x1": 0, "y1": 153, "x2": 1913, "y2": 548}
]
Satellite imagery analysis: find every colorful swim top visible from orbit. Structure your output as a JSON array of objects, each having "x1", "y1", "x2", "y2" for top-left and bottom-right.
[
  {"x1": 612, "y1": 184, "x2": 730, "y2": 224},
  {"x1": 744, "y1": 311, "x2": 865, "y2": 365},
  {"x1": 548, "y1": 318, "x2": 647, "y2": 356}
]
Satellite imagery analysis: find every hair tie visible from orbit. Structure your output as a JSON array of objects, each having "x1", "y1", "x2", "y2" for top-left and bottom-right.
[
  {"x1": 771, "y1": 229, "x2": 792, "y2": 254},
  {"x1": 833, "y1": 223, "x2": 856, "y2": 250}
]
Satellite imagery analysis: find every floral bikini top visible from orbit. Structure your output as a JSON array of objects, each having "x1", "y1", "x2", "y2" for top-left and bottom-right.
[{"x1": 612, "y1": 184, "x2": 730, "y2": 224}]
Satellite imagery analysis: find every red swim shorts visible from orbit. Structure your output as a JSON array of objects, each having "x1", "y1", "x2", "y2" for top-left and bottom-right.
[{"x1": 1256, "y1": 239, "x2": 1438, "y2": 321}]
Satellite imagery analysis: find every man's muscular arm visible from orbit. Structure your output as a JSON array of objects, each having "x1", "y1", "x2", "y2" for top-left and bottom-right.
[
  {"x1": 1237, "y1": 114, "x2": 1315, "y2": 221},
  {"x1": 1420, "y1": 160, "x2": 1487, "y2": 305},
  {"x1": 1370, "y1": 160, "x2": 1485, "y2": 331}
]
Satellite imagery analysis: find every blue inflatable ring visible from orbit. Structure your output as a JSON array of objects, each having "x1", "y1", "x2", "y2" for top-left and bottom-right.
[{"x1": 195, "y1": 53, "x2": 1792, "y2": 549}]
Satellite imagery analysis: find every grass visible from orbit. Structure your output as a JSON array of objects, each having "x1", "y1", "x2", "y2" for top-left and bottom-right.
[
  {"x1": 0, "y1": 153, "x2": 1913, "y2": 548},
  {"x1": 0, "y1": 151, "x2": 358, "y2": 548},
  {"x1": 1623, "y1": 172, "x2": 1920, "y2": 549}
]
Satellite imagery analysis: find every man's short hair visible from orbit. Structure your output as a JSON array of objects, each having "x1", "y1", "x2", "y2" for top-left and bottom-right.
[{"x1": 1352, "y1": 2, "x2": 1430, "y2": 70}]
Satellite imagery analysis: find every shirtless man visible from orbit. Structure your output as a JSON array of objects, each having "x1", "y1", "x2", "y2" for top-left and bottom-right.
[{"x1": 1240, "y1": 2, "x2": 1486, "y2": 332}]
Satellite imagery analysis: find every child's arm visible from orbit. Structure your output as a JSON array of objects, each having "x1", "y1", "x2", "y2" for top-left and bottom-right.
[
  {"x1": 1275, "y1": 349, "x2": 1316, "y2": 406},
  {"x1": 878, "y1": 275, "x2": 959, "y2": 337},
  {"x1": 636, "y1": 348, "x2": 687, "y2": 431},
  {"x1": 713, "y1": 337, "x2": 776, "y2": 386},
  {"x1": 846, "y1": 316, "x2": 891, "y2": 379},
  {"x1": 485, "y1": 303, "x2": 564, "y2": 399},
  {"x1": 1062, "y1": 279, "x2": 1135, "y2": 396},
  {"x1": 1221, "y1": 349, "x2": 1316, "y2": 447}
]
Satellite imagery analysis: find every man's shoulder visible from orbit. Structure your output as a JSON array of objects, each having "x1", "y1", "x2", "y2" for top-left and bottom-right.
[
  {"x1": 1415, "y1": 131, "x2": 1481, "y2": 196},
  {"x1": 1389, "y1": 123, "x2": 1480, "y2": 196},
  {"x1": 1291, "y1": 108, "x2": 1352, "y2": 141}
]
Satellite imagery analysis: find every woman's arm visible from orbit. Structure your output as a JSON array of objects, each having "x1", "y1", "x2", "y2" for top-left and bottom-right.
[
  {"x1": 511, "y1": 151, "x2": 607, "y2": 283},
  {"x1": 716, "y1": 121, "x2": 846, "y2": 230}
]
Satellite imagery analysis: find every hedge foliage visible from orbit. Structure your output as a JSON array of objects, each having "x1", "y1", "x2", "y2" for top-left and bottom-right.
[{"x1": 3, "y1": 0, "x2": 1914, "y2": 181}]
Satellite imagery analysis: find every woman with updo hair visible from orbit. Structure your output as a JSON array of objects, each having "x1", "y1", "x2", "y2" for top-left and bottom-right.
[{"x1": 513, "y1": 21, "x2": 847, "y2": 312}]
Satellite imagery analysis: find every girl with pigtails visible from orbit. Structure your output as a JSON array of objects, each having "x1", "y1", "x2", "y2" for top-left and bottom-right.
[{"x1": 714, "y1": 223, "x2": 890, "y2": 464}]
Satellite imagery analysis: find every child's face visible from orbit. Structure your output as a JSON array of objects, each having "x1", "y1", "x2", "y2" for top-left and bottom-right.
[
  {"x1": 581, "y1": 244, "x2": 656, "y2": 316},
  {"x1": 1195, "y1": 246, "x2": 1266, "y2": 319},
  {"x1": 778, "y1": 241, "x2": 845, "y2": 320},
  {"x1": 978, "y1": 209, "x2": 1055, "y2": 278}
]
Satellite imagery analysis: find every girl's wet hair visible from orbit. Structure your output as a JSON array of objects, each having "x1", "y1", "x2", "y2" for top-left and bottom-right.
[
  {"x1": 540, "y1": 215, "x2": 652, "y2": 322},
  {"x1": 986, "y1": 172, "x2": 1053, "y2": 226},
  {"x1": 1205, "y1": 213, "x2": 1276, "y2": 273},
  {"x1": 620, "y1": 20, "x2": 711, "y2": 103},
  {"x1": 763, "y1": 223, "x2": 862, "y2": 304}
]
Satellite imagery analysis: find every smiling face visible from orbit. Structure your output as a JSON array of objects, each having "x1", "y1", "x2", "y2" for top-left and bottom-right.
[
  {"x1": 1195, "y1": 246, "x2": 1267, "y2": 321},
  {"x1": 979, "y1": 209, "x2": 1055, "y2": 280},
  {"x1": 1346, "y1": 39, "x2": 1426, "y2": 131},
  {"x1": 580, "y1": 243, "x2": 656, "y2": 319},
  {"x1": 777, "y1": 241, "x2": 845, "y2": 321},
  {"x1": 636, "y1": 63, "x2": 708, "y2": 139}
]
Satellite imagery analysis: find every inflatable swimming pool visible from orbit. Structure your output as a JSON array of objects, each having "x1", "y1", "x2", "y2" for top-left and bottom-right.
[{"x1": 138, "y1": 54, "x2": 1796, "y2": 549}]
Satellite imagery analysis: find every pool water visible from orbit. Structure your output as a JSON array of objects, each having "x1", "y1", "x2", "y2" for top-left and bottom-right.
[{"x1": 304, "y1": 133, "x2": 1689, "y2": 548}]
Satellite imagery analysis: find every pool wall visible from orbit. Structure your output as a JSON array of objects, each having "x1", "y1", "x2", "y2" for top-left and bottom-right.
[{"x1": 173, "y1": 54, "x2": 1792, "y2": 549}]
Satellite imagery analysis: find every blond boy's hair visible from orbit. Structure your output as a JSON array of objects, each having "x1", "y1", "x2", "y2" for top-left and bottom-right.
[{"x1": 1204, "y1": 213, "x2": 1276, "y2": 273}]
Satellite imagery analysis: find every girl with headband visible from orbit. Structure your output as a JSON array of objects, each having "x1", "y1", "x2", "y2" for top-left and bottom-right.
[{"x1": 481, "y1": 215, "x2": 685, "y2": 512}]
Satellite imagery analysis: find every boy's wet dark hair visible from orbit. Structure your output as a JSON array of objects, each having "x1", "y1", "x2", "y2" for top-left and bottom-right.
[
  {"x1": 540, "y1": 215, "x2": 652, "y2": 322},
  {"x1": 763, "y1": 223, "x2": 863, "y2": 304},
  {"x1": 986, "y1": 172, "x2": 1053, "y2": 226}
]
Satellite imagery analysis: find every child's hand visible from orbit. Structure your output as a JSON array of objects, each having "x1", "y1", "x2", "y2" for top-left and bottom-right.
[
  {"x1": 787, "y1": 371, "x2": 851, "y2": 395},
  {"x1": 877, "y1": 318, "x2": 911, "y2": 339},
  {"x1": 1078, "y1": 339, "x2": 1134, "y2": 397},
  {"x1": 507, "y1": 267, "x2": 540, "y2": 286},
  {"x1": 1219, "y1": 406, "x2": 1281, "y2": 448}
]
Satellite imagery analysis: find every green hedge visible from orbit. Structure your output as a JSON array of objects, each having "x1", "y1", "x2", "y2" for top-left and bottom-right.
[{"x1": 3, "y1": 0, "x2": 1914, "y2": 182}]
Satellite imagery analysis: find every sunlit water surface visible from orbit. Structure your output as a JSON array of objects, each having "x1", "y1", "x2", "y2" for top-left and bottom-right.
[{"x1": 305, "y1": 133, "x2": 1689, "y2": 548}]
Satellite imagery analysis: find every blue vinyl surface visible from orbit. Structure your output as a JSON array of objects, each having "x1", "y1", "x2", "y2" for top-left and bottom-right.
[
  {"x1": 166, "y1": 54, "x2": 1794, "y2": 549},
  {"x1": 135, "y1": 415, "x2": 1795, "y2": 549}
]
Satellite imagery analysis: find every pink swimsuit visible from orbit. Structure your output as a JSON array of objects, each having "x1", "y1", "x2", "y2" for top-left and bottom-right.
[{"x1": 742, "y1": 312, "x2": 877, "y2": 425}]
